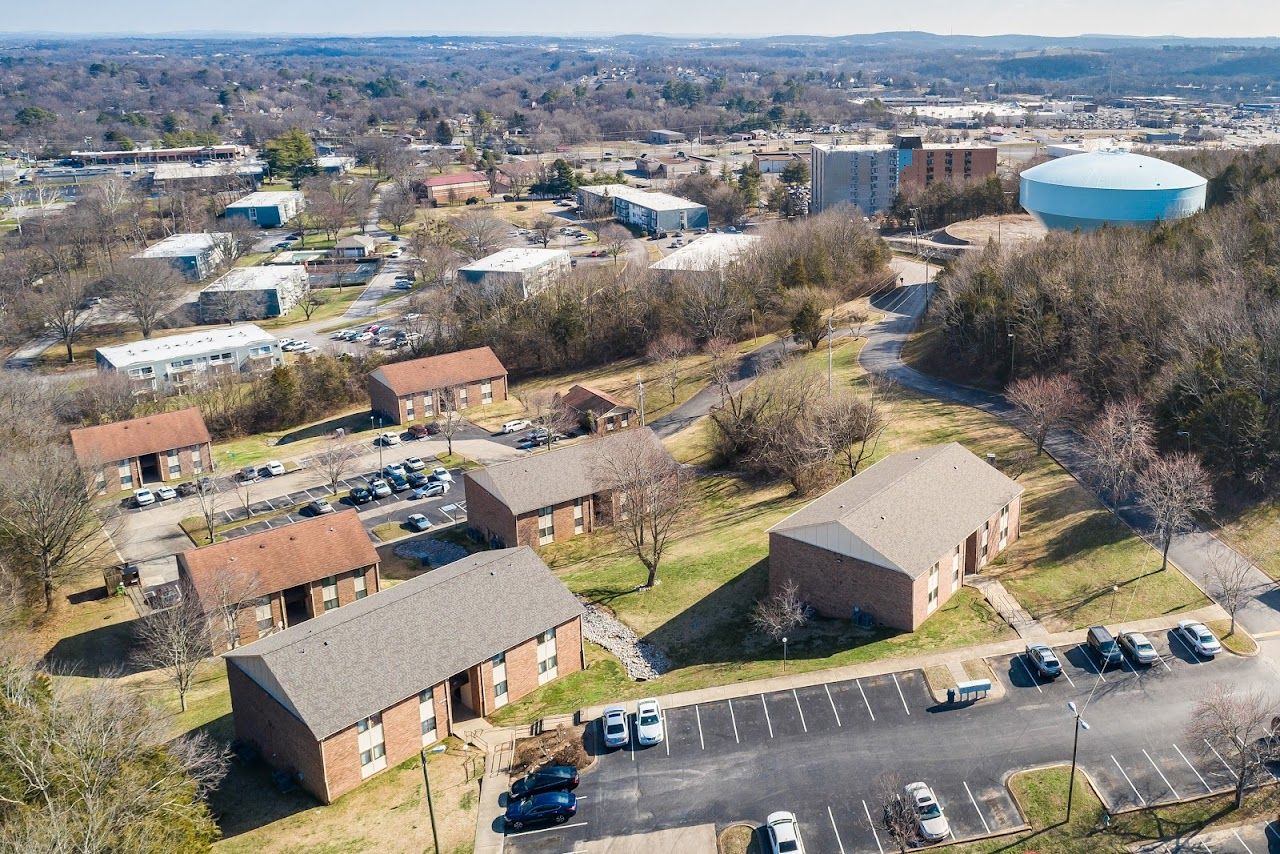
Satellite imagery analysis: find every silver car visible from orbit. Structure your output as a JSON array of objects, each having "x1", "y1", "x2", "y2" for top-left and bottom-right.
[
  {"x1": 1176, "y1": 620, "x2": 1221, "y2": 657},
  {"x1": 1120, "y1": 631, "x2": 1158, "y2": 666},
  {"x1": 905, "y1": 782, "x2": 949, "y2": 843},
  {"x1": 601, "y1": 705, "x2": 629, "y2": 749},
  {"x1": 635, "y1": 698, "x2": 664, "y2": 746}
]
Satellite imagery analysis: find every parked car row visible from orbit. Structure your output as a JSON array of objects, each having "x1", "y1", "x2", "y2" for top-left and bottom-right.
[
  {"x1": 599, "y1": 697, "x2": 666, "y2": 750},
  {"x1": 504, "y1": 765, "x2": 580, "y2": 831},
  {"x1": 1023, "y1": 621, "x2": 1222, "y2": 681}
]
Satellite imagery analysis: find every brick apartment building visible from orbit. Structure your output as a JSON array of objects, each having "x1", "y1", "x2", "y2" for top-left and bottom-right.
[
  {"x1": 898, "y1": 141, "x2": 998, "y2": 192},
  {"x1": 464, "y1": 428, "x2": 671, "y2": 550},
  {"x1": 178, "y1": 510, "x2": 380, "y2": 649},
  {"x1": 366, "y1": 347, "x2": 508, "y2": 426},
  {"x1": 225, "y1": 547, "x2": 584, "y2": 803},
  {"x1": 559, "y1": 384, "x2": 638, "y2": 435},
  {"x1": 70, "y1": 407, "x2": 213, "y2": 495},
  {"x1": 767, "y1": 443, "x2": 1024, "y2": 631}
]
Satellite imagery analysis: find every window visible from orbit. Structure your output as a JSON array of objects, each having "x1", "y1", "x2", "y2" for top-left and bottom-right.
[
  {"x1": 404, "y1": 396, "x2": 414, "y2": 421},
  {"x1": 321, "y1": 576, "x2": 339, "y2": 611},
  {"x1": 128, "y1": 366, "x2": 154, "y2": 378},
  {"x1": 537, "y1": 628, "x2": 558, "y2": 685},
  {"x1": 999, "y1": 505, "x2": 1010, "y2": 549},
  {"x1": 255, "y1": 599, "x2": 273, "y2": 637},
  {"x1": 952, "y1": 545, "x2": 962, "y2": 587},
  {"x1": 573, "y1": 497, "x2": 584, "y2": 535},
  {"x1": 357, "y1": 713, "x2": 386, "y2": 778},
  {"x1": 456, "y1": 386, "x2": 468, "y2": 408},
  {"x1": 167, "y1": 450, "x2": 182, "y2": 477},
  {"x1": 492, "y1": 651, "x2": 509, "y2": 709},
  {"x1": 927, "y1": 564, "x2": 940, "y2": 613},
  {"x1": 354, "y1": 572, "x2": 368, "y2": 600},
  {"x1": 94, "y1": 470, "x2": 107, "y2": 495},
  {"x1": 481, "y1": 380, "x2": 492, "y2": 404},
  {"x1": 620, "y1": 413, "x2": 629, "y2": 427},
  {"x1": 605, "y1": 417, "x2": 615, "y2": 431},
  {"x1": 538, "y1": 506, "x2": 554, "y2": 545},
  {"x1": 190, "y1": 446, "x2": 203, "y2": 474},
  {"x1": 209, "y1": 351, "x2": 234, "y2": 365},
  {"x1": 424, "y1": 390, "x2": 433, "y2": 413},
  {"x1": 419, "y1": 690, "x2": 438, "y2": 745},
  {"x1": 118, "y1": 460, "x2": 133, "y2": 489}
]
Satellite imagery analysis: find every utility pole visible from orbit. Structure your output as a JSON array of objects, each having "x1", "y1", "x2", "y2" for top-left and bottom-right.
[
  {"x1": 1007, "y1": 332, "x2": 1016, "y2": 380},
  {"x1": 637, "y1": 377, "x2": 646, "y2": 426},
  {"x1": 419, "y1": 749, "x2": 441, "y2": 854}
]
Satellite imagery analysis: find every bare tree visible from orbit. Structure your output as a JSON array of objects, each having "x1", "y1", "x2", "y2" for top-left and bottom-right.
[
  {"x1": 192, "y1": 477, "x2": 221, "y2": 546},
  {"x1": 425, "y1": 148, "x2": 454, "y2": 175},
  {"x1": 501, "y1": 160, "x2": 538, "y2": 199},
  {"x1": 1208, "y1": 551, "x2": 1267, "y2": 637},
  {"x1": 106, "y1": 258, "x2": 183, "y2": 338},
  {"x1": 454, "y1": 210, "x2": 508, "y2": 260},
  {"x1": 1188, "y1": 683, "x2": 1280, "y2": 808},
  {"x1": 132, "y1": 579, "x2": 210, "y2": 712},
  {"x1": 593, "y1": 431, "x2": 688, "y2": 589},
  {"x1": 751, "y1": 579, "x2": 808, "y2": 640},
  {"x1": 436, "y1": 387, "x2": 461, "y2": 457},
  {"x1": 647, "y1": 332, "x2": 694, "y2": 405},
  {"x1": 1082, "y1": 397, "x2": 1156, "y2": 501},
  {"x1": 531, "y1": 216, "x2": 558, "y2": 248},
  {"x1": 71, "y1": 371, "x2": 137, "y2": 425},
  {"x1": 17, "y1": 273, "x2": 93, "y2": 363},
  {"x1": 296, "y1": 279, "x2": 329, "y2": 321},
  {"x1": 314, "y1": 436, "x2": 359, "y2": 495},
  {"x1": 304, "y1": 175, "x2": 371, "y2": 241},
  {"x1": 203, "y1": 566, "x2": 264, "y2": 651},
  {"x1": 379, "y1": 184, "x2": 416, "y2": 233},
  {"x1": 599, "y1": 224, "x2": 631, "y2": 265},
  {"x1": 1137, "y1": 452, "x2": 1213, "y2": 571},
  {"x1": 234, "y1": 475, "x2": 255, "y2": 520},
  {"x1": 875, "y1": 774, "x2": 918, "y2": 853},
  {"x1": 408, "y1": 229, "x2": 461, "y2": 286},
  {"x1": 1007, "y1": 374, "x2": 1088, "y2": 455},
  {"x1": 814, "y1": 381, "x2": 892, "y2": 478},
  {"x1": 0, "y1": 446, "x2": 113, "y2": 612}
]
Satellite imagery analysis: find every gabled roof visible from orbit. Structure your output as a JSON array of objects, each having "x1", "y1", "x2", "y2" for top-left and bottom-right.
[
  {"x1": 560, "y1": 384, "x2": 635, "y2": 419},
  {"x1": 180, "y1": 510, "x2": 378, "y2": 603},
  {"x1": 768, "y1": 443, "x2": 1024, "y2": 578},
  {"x1": 335, "y1": 235, "x2": 378, "y2": 249},
  {"x1": 225, "y1": 547, "x2": 583, "y2": 740},
  {"x1": 422, "y1": 171, "x2": 488, "y2": 188},
  {"x1": 465, "y1": 428, "x2": 668, "y2": 516},
  {"x1": 368, "y1": 347, "x2": 506, "y2": 397},
  {"x1": 70, "y1": 407, "x2": 210, "y2": 465}
]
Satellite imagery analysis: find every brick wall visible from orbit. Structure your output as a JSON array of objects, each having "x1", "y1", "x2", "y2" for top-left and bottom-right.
[
  {"x1": 768, "y1": 533, "x2": 918, "y2": 630},
  {"x1": 227, "y1": 660, "x2": 331, "y2": 803},
  {"x1": 462, "y1": 475, "x2": 519, "y2": 547},
  {"x1": 368, "y1": 376, "x2": 404, "y2": 425},
  {"x1": 368, "y1": 374, "x2": 509, "y2": 427},
  {"x1": 899, "y1": 146, "x2": 997, "y2": 191},
  {"x1": 514, "y1": 498, "x2": 590, "y2": 550},
  {"x1": 95, "y1": 440, "x2": 214, "y2": 494}
]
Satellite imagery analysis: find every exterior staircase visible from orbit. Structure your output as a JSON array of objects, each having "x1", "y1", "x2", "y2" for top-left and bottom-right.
[{"x1": 965, "y1": 574, "x2": 1047, "y2": 639}]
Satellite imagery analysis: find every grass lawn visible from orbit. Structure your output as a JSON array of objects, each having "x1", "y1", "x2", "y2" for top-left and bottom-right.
[
  {"x1": 260, "y1": 288, "x2": 363, "y2": 330},
  {"x1": 1212, "y1": 495, "x2": 1280, "y2": 581},
  {"x1": 1205, "y1": 619, "x2": 1258, "y2": 656},
  {"x1": 417, "y1": 198, "x2": 564, "y2": 229},
  {"x1": 210, "y1": 405, "x2": 377, "y2": 470}
]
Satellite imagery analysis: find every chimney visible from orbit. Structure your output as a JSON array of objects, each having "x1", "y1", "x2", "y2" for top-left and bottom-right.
[{"x1": 986, "y1": 453, "x2": 997, "y2": 466}]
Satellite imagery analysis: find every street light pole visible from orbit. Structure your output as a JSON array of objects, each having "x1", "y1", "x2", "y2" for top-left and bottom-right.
[
  {"x1": 1007, "y1": 332, "x2": 1016, "y2": 380},
  {"x1": 827, "y1": 314, "x2": 834, "y2": 394},
  {"x1": 419, "y1": 749, "x2": 441, "y2": 854},
  {"x1": 1066, "y1": 701, "x2": 1091, "y2": 823},
  {"x1": 782, "y1": 637, "x2": 788, "y2": 671}
]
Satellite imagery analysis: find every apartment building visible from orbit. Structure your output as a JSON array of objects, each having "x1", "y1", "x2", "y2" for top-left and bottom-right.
[
  {"x1": 95, "y1": 324, "x2": 281, "y2": 393},
  {"x1": 366, "y1": 346, "x2": 508, "y2": 425}
]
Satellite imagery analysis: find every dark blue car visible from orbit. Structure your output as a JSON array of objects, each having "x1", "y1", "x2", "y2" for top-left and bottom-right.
[
  {"x1": 510, "y1": 765, "x2": 579, "y2": 800},
  {"x1": 504, "y1": 791, "x2": 576, "y2": 831},
  {"x1": 387, "y1": 473, "x2": 410, "y2": 492}
]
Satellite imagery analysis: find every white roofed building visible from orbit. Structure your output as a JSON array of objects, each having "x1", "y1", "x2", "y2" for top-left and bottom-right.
[
  {"x1": 131, "y1": 232, "x2": 230, "y2": 281},
  {"x1": 96, "y1": 324, "x2": 281, "y2": 393},
  {"x1": 457, "y1": 247, "x2": 571, "y2": 300}
]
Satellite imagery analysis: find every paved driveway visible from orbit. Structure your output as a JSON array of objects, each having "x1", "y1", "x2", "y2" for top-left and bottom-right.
[{"x1": 505, "y1": 637, "x2": 1275, "y2": 853}]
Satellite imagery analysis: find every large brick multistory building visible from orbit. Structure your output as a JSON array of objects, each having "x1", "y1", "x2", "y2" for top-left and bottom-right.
[
  {"x1": 367, "y1": 347, "x2": 508, "y2": 426},
  {"x1": 70, "y1": 407, "x2": 214, "y2": 495},
  {"x1": 225, "y1": 547, "x2": 584, "y2": 803},
  {"x1": 179, "y1": 510, "x2": 380, "y2": 649},
  {"x1": 464, "y1": 428, "x2": 671, "y2": 550},
  {"x1": 768, "y1": 443, "x2": 1024, "y2": 631}
]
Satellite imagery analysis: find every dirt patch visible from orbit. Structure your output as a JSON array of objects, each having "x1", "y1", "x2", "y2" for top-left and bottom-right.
[
  {"x1": 511, "y1": 724, "x2": 588, "y2": 775},
  {"x1": 719, "y1": 823, "x2": 762, "y2": 854}
]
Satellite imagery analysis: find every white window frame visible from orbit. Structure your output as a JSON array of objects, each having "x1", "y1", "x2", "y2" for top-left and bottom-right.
[
  {"x1": 419, "y1": 690, "x2": 438, "y2": 745},
  {"x1": 404, "y1": 396, "x2": 415, "y2": 421},
  {"x1": 952, "y1": 545, "x2": 961, "y2": 587},
  {"x1": 927, "y1": 564, "x2": 940, "y2": 613},
  {"x1": 537, "y1": 628, "x2": 558, "y2": 685},
  {"x1": 492, "y1": 651, "x2": 509, "y2": 709},
  {"x1": 538, "y1": 506, "x2": 554, "y2": 545},
  {"x1": 573, "y1": 497, "x2": 584, "y2": 535},
  {"x1": 118, "y1": 460, "x2": 133, "y2": 489},
  {"x1": 481, "y1": 379, "x2": 492, "y2": 404},
  {"x1": 321, "y1": 576, "x2": 339, "y2": 611},
  {"x1": 357, "y1": 713, "x2": 386, "y2": 778}
]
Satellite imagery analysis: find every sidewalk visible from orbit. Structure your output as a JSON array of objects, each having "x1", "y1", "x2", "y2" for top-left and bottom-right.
[{"x1": 579, "y1": 603, "x2": 1229, "y2": 720}]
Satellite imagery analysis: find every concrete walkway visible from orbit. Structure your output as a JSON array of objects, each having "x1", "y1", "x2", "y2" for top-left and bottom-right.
[
  {"x1": 865, "y1": 257, "x2": 1280, "y2": 637},
  {"x1": 579, "y1": 602, "x2": 1228, "y2": 720},
  {"x1": 1131, "y1": 819, "x2": 1280, "y2": 853},
  {"x1": 966, "y1": 575, "x2": 1047, "y2": 639}
]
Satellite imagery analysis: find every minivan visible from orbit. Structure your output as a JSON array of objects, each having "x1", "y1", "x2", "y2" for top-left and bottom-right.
[{"x1": 1086, "y1": 625, "x2": 1124, "y2": 669}]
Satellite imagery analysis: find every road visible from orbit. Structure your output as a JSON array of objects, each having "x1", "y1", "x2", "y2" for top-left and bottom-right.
[
  {"x1": 506, "y1": 632, "x2": 1280, "y2": 853},
  {"x1": 861, "y1": 257, "x2": 1280, "y2": 637}
]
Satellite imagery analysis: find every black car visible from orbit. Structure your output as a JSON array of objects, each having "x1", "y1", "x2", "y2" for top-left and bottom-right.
[
  {"x1": 509, "y1": 765, "x2": 579, "y2": 801},
  {"x1": 349, "y1": 486, "x2": 374, "y2": 505},
  {"x1": 407, "y1": 471, "x2": 430, "y2": 488},
  {"x1": 387, "y1": 472, "x2": 410, "y2": 492},
  {"x1": 504, "y1": 791, "x2": 577, "y2": 831},
  {"x1": 1086, "y1": 625, "x2": 1125, "y2": 670}
]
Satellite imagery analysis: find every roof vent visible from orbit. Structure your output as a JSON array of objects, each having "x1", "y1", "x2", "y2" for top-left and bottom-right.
[{"x1": 986, "y1": 453, "x2": 997, "y2": 466}]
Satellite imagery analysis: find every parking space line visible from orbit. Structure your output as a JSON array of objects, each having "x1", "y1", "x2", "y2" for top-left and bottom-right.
[
  {"x1": 963, "y1": 782, "x2": 992, "y2": 834},
  {"x1": 1233, "y1": 829, "x2": 1255, "y2": 853},
  {"x1": 1143, "y1": 748, "x2": 1180, "y2": 799},
  {"x1": 695, "y1": 705, "x2": 705, "y2": 750},
  {"x1": 1079, "y1": 646, "x2": 1108, "y2": 682},
  {"x1": 761, "y1": 695, "x2": 774, "y2": 738},
  {"x1": 861, "y1": 799, "x2": 884, "y2": 854},
  {"x1": 1204, "y1": 739, "x2": 1238, "y2": 780},
  {"x1": 662, "y1": 711, "x2": 670, "y2": 756},
  {"x1": 1266, "y1": 823, "x2": 1280, "y2": 842},
  {"x1": 891, "y1": 673, "x2": 910, "y2": 715},
  {"x1": 629, "y1": 717, "x2": 635, "y2": 762},
  {"x1": 1153, "y1": 650, "x2": 1173, "y2": 673},
  {"x1": 856, "y1": 680, "x2": 876, "y2": 721},
  {"x1": 727, "y1": 699, "x2": 740, "y2": 743},
  {"x1": 507, "y1": 821, "x2": 588, "y2": 837},
  {"x1": 1014, "y1": 655, "x2": 1043, "y2": 693},
  {"x1": 827, "y1": 806, "x2": 847, "y2": 854},
  {"x1": 1172, "y1": 744, "x2": 1213, "y2": 793},
  {"x1": 1112, "y1": 755, "x2": 1147, "y2": 805},
  {"x1": 1169, "y1": 631, "x2": 1203, "y2": 665},
  {"x1": 1059, "y1": 664, "x2": 1076, "y2": 687},
  {"x1": 793, "y1": 689, "x2": 808, "y2": 733},
  {"x1": 825, "y1": 684, "x2": 842, "y2": 727}
]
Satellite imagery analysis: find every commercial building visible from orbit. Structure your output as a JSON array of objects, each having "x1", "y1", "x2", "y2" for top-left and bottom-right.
[
  {"x1": 179, "y1": 511, "x2": 381, "y2": 649},
  {"x1": 148, "y1": 161, "x2": 264, "y2": 191},
  {"x1": 69, "y1": 144, "x2": 245, "y2": 166},
  {"x1": 457, "y1": 247, "x2": 571, "y2": 300},
  {"x1": 464, "y1": 429, "x2": 671, "y2": 550},
  {"x1": 576, "y1": 184, "x2": 708, "y2": 234},
  {"x1": 70, "y1": 407, "x2": 213, "y2": 495},
  {"x1": 420, "y1": 171, "x2": 490, "y2": 204},
  {"x1": 767, "y1": 443, "x2": 1024, "y2": 631},
  {"x1": 316, "y1": 155, "x2": 356, "y2": 175},
  {"x1": 810, "y1": 137, "x2": 997, "y2": 215},
  {"x1": 131, "y1": 232, "x2": 229, "y2": 281},
  {"x1": 650, "y1": 234, "x2": 760, "y2": 273},
  {"x1": 225, "y1": 547, "x2": 584, "y2": 803},
  {"x1": 223, "y1": 191, "x2": 306, "y2": 228},
  {"x1": 367, "y1": 346, "x2": 507, "y2": 426},
  {"x1": 647, "y1": 129, "x2": 687, "y2": 145},
  {"x1": 753, "y1": 152, "x2": 804, "y2": 174},
  {"x1": 95, "y1": 324, "x2": 281, "y2": 393},
  {"x1": 197, "y1": 266, "x2": 309, "y2": 322},
  {"x1": 559, "y1": 384, "x2": 638, "y2": 435},
  {"x1": 633, "y1": 153, "x2": 706, "y2": 180}
]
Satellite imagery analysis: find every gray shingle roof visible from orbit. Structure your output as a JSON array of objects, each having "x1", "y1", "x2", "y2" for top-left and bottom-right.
[
  {"x1": 464, "y1": 428, "x2": 669, "y2": 516},
  {"x1": 225, "y1": 547, "x2": 583, "y2": 740},
  {"x1": 768, "y1": 443, "x2": 1024, "y2": 578}
]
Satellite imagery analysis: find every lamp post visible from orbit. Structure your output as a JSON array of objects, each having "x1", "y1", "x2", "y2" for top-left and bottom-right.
[
  {"x1": 373, "y1": 415, "x2": 384, "y2": 471},
  {"x1": 1007, "y1": 332, "x2": 1016, "y2": 380},
  {"x1": 1066, "y1": 701, "x2": 1091, "y2": 823},
  {"x1": 782, "y1": 637, "x2": 789, "y2": 672},
  {"x1": 1108, "y1": 584, "x2": 1120, "y2": 620}
]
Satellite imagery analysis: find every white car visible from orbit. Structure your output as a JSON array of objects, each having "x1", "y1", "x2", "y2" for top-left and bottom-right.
[
  {"x1": 430, "y1": 466, "x2": 453, "y2": 483},
  {"x1": 295, "y1": 344, "x2": 317, "y2": 355},
  {"x1": 354, "y1": 332, "x2": 374, "y2": 342},
  {"x1": 379, "y1": 431, "x2": 402, "y2": 446},
  {"x1": 406, "y1": 513, "x2": 431, "y2": 532},
  {"x1": 634, "y1": 698, "x2": 664, "y2": 746},
  {"x1": 264, "y1": 460, "x2": 285, "y2": 477},
  {"x1": 133, "y1": 488, "x2": 155, "y2": 507},
  {"x1": 501, "y1": 419, "x2": 532, "y2": 434},
  {"x1": 765, "y1": 811, "x2": 805, "y2": 854},
  {"x1": 403, "y1": 456, "x2": 427, "y2": 472},
  {"x1": 601, "y1": 705, "x2": 629, "y2": 749},
  {"x1": 383, "y1": 462, "x2": 406, "y2": 478},
  {"x1": 904, "y1": 782, "x2": 949, "y2": 843},
  {"x1": 308, "y1": 498, "x2": 335, "y2": 515},
  {"x1": 155, "y1": 486, "x2": 178, "y2": 501},
  {"x1": 1176, "y1": 619, "x2": 1222, "y2": 657}
]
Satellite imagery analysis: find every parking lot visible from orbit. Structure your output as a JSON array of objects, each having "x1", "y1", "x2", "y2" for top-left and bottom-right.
[{"x1": 504, "y1": 629, "x2": 1275, "y2": 853}]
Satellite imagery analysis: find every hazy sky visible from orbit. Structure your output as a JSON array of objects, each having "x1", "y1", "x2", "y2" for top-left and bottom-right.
[{"x1": 2, "y1": 0, "x2": 1274, "y2": 39}]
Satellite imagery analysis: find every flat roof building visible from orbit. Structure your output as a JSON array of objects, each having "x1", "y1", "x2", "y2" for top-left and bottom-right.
[
  {"x1": 69, "y1": 144, "x2": 244, "y2": 166},
  {"x1": 70, "y1": 407, "x2": 213, "y2": 495},
  {"x1": 811, "y1": 139, "x2": 997, "y2": 215},
  {"x1": 577, "y1": 184, "x2": 708, "y2": 234},
  {"x1": 647, "y1": 129, "x2": 687, "y2": 145},
  {"x1": 650, "y1": 234, "x2": 760, "y2": 273},
  {"x1": 131, "y1": 232, "x2": 230, "y2": 281},
  {"x1": 197, "y1": 266, "x2": 309, "y2": 323},
  {"x1": 458, "y1": 247, "x2": 571, "y2": 300},
  {"x1": 96, "y1": 324, "x2": 281, "y2": 393},
  {"x1": 224, "y1": 191, "x2": 305, "y2": 228}
]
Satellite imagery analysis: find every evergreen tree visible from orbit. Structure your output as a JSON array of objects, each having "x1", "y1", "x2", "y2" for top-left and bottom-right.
[
  {"x1": 434, "y1": 119, "x2": 453, "y2": 145},
  {"x1": 264, "y1": 128, "x2": 317, "y2": 188}
]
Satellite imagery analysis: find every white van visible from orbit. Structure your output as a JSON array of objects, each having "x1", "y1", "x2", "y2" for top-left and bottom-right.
[{"x1": 501, "y1": 419, "x2": 532, "y2": 434}]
